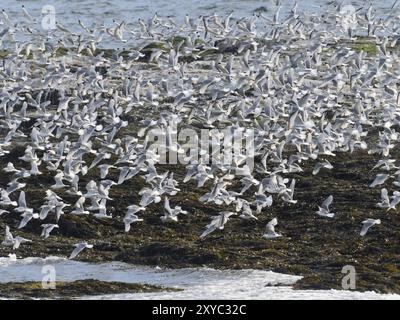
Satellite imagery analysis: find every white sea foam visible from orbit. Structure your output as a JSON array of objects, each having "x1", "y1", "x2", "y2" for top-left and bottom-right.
[{"x1": 0, "y1": 257, "x2": 398, "y2": 300}]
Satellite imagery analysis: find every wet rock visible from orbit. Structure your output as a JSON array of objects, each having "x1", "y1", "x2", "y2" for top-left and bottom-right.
[{"x1": 0, "y1": 279, "x2": 180, "y2": 299}]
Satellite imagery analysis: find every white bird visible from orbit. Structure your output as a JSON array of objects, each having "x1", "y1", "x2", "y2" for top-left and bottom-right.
[
  {"x1": 41, "y1": 224, "x2": 59, "y2": 239},
  {"x1": 0, "y1": 190, "x2": 17, "y2": 207},
  {"x1": 69, "y1": 242, "x2": 93, "y2": 259},
  {"x1": 312, "y1": 160, "x2": 333, "y2": 175},
  {"x1": 2, "y1": 225, "x2": 32, "y2": 249},
  {"x1": 369, "y1": 174, "x2": 390, "y2": 188},
  {"x1": 1, "y1": 225, "x2": 14, "y2": 246},
  {"x1": 126, "y1": 204, "x2": 146, "y2": 215},
  {"x1": 279, "y1": 179, "x2": 297, "y2": 204},
  {"x1": 161, "y1": 197, "x2": 187, "y2": 222},
  {"x1": 123, "y1": 212, "x2": 143, "y2": 232},
  {"x1": 98, "y1": 164, "x2": 116, "y2": 179},
  {"x1": 316, "y1": 195, "x2": 335, "y2": 218},
  {"x1": 200, "y1": 211, "x2": 235, "y2": 239},
  {"x1": 388, "y1": 191, "x2": 400, "y2": 211},
  {"x1": 70, "y1": 197, "x2": 89, "y2": 215},
  {"x1": 262, "y1": 217, "x2": 282, "y2": 239},
  {"x1": 15, "y1": 191, "x2": 29, "y2": 213},
  {"x1": 360, "y1": 219, "x2": 381, "y2": 236},
  {"x1": 236, "y1": 199, "x2": 258, "y2": 220},
  {"x1": 254, "y1": 184, "x2": 273, "y2": 214},
  {"x1": 18, "y1": 211, "x2": 39, "y2": 229},
  {"x1": 93, "y1": 199, "x2": 112, "y2": 219},
  {"x1": 3, "y1": 162, "x2": 18, "y2": 173},
  {"x1": 51, "y1": 171, "x2": 66, "y2": 189},
  {"x1": 12, "y1": 236, "x2": 32, "y2": 250},
  {"x1": 21, "y1": 5, "x2": 35, "y2": 22}
]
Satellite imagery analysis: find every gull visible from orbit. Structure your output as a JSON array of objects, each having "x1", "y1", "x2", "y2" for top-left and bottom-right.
[
  {"x1": 139, "y1": 187, "x2": 162, "y2": 207},
  {"x1": 6, "y1": 181, "x2": 26, "y2": 195},
  {"x1": 0, "y1": 189, "x2": 17, "y2": 207},
  {"x1": 262, "y1": 218, "x2": 282, "y2": 239},
  {"x1": 15, "y1": 191, "x2": 29, "y2": 213},
  {"x1": 12, "y1": 236, "x2": 32, "y2": 250},
  {"x1": 3, "y1": 162, "x2": 18, "y2": 173},
  {"x1": 369, "y1": 173, "x2": 390, "y2": 188},
  {"x1": 98, "y1": 183, "x2": 113, "y2": 200},
  {"x1": 39, "y1": 205, "x2": 53, "y2": 220},
  {"x1": 238, "y1": 165, "x2": 260, "y2": 194},
  {"x1": 312, "y1": 160, "x2": 333, "y2": 175},
  {"x1": 2, "y1": 225, "x2": 32, "y2": 250},
  {"x1": 89, "y1": 152, "x2": 111, "y2": 170},
  {"x1": 93, "y1": 199, "x2": 112, "y2": 219},
  {"x1": 279, "y1": 179, "x2": 297, "y2": 204},
  {"x1": 30, "y1": 159, "x2": 42, "y2": 175},
  {"x1": 360, "y1": 219, "x2": 381, "y2": 236},
  {"x1": 18, "y1": 211, "x2": 39, "y2": 229},
  {"x1": 376, "y1": 188, "x2": 400, "y2": 211},
  {"x1": 51, "y1": 170, "x2": 66, "y2": 189},
  {"x1": 126, "y1": 204, "x2": 146, "y2": 215},
  {"x1": 41, "y1": 224, "x2": 59, "y2": 239},
  {"x1": 70, "y1": 197, "x2": 89, "y2": 215},
  {"x1": 316, "y1": 195, "x2": 335, "y2": 218},
  {"x1": 377, "y1": 188, "x2": 391, "y2": 209},
  {"x1": 371, "y1": 159, "x2": 397, "y2": 171},
  {"x1": 183, "y1": 162, "x2": 213, "y2": 187},
  {"x1": 69, "y1": 242, "x2": 94, "y2": 260},
  {"x1": 237, "y1": 199, "x2": 258, "y2": 220},
  {"x1": 0, "y1": 209, "x2": 9, "y2": 216},
  {"x1": 200, "y1": 211, "x2": 236, "y2": 239},
  {"x1": 254, "y1": 184, "x2": 273, "y2": 214},
  {"x1": 123, "y1": 212, "x2": 143, "y2": 232},
  {"x1": 21, "y1": 5, "x2": 35, "y2": 22},
  {"x1": 161, "y1": 196, "x2": 187, "y2": 222},
  {"x1": 1, "y1": 225, "x2": 14, "y2": 246},
  {"x1": 84, "y1": 180, "x2": 99, "y2": 199},
  {"x1": 388, "y1": 191, "x2": 400, "y2": 211},
  {"x1": 98, "y1": 164, "x2": 116, "y2": 179}
]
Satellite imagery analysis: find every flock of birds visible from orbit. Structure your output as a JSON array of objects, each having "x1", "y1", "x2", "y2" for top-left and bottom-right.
[{"x1": 0, "y1": 1, "x2": 399, "y2": 260}]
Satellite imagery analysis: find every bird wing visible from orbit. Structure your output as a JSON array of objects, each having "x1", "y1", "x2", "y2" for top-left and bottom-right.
[
  {"x1": 322, "y1": 195, "x2": 333, "y2": 210},
  {"x1": 381, "y1": 188, "x2": 389, "y2": 202},
  {"x1": 69, "y1": 244, "x2": 85, "y2": 259},
  {"x1": 18, "y1": 191, "x2": 27, "y2": 208},
  {"x1": 312, "y1": 163, "x2": 322, "y2": 175},
  {"x1": 200, "y1": 225, "x2": 217, "y2": 239},
  {"x1": 12, "y1": 238, "x2": 21, "y2": 250},
  {"x1": 360, "y1": 224, "x2": 370, "y2": 236},
  {"x1": 164, "y1": 197, "x2": 172, "y2": 214},
  {"x1": 289, "y1": 179, "x2": 296, "y2": 196},
  {"x1": 5, "y1": 225, "x2": 13, "y2": 242},
  {"x1": 267, "y1": 217, "x2": 278, "y2": 227},
  {"x1": 370, "y1": 174, "x2": 389, "y2": 187}
]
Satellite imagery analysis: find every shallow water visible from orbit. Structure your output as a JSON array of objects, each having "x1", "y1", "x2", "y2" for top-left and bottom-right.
[
  {"x1": 0, "y1": 257, "x2": 399, "y2": 300},
  {"x1": 2, "y1": 0, "x2": 397, "y2": 30}
]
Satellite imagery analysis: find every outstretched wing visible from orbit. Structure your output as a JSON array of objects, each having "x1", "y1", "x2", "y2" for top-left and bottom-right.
[
  {"x1": 164, "y1": 197, "x2": 172, "y2": 214},
  {"x1": 266, "y1": 218, "x2": 278, "y2": 232},
  {"x1": 360, "y1": 224, "x2": 370, "y2": 236},
  {"x1": 381, "y1": 188, "x2": 389, "y2": 202},
  {"x1": 69, "y1": 244, "x2": 84, "y2": 259},
  {"x1": 322, "y1": 195, "x2": 333, "y2": 210},
  {"x1": 200, "y1": 224, "x2": 217, "y2": 239},
  {"x1": 5, "y1": 225, "x2": 13, "y2": 242},
  {"x1": 18, "y1": 191, "x2": 27, "y2": 208},
  {"x1": 289, "y1": 179, "x2": 296, "y2": 196}
]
